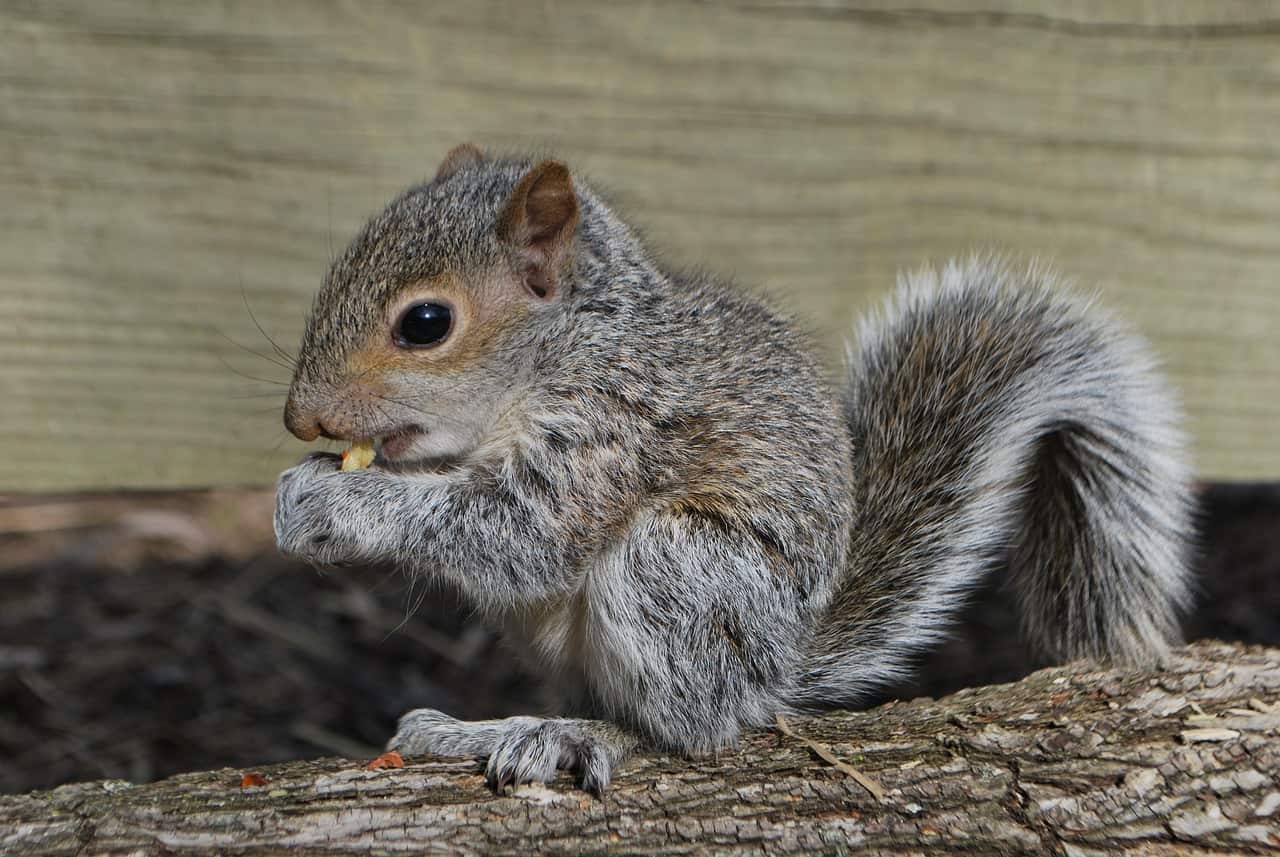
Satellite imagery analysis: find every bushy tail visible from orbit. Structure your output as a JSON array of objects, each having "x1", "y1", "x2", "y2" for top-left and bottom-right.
[{"x1": 795, "y1": 258, "x2": 1193, "y2": 707}]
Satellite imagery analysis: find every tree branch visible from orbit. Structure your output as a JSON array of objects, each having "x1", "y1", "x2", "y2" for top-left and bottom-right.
[{"x1": 4, "y1": 641, "x2": 1278, "y2": 855}]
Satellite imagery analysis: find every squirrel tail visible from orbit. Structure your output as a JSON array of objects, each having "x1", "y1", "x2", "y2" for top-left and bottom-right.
[{"x1": 794, "y1": 258, "x2": 1194, "y2": 707}]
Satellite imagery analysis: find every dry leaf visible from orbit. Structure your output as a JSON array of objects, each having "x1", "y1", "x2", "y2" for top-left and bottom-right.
[{"x1": 366, "y1": 751, "x2": 405, "y2": 770}]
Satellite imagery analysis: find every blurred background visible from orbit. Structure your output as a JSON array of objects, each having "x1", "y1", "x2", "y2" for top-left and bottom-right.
[{"x1": 2, "y1": 2, "x2": 1278, "y2": 794}]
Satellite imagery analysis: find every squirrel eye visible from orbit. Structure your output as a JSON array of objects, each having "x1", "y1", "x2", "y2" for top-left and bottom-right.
[{"x1": 396, "y1": 302, "x2": 453, "y2": 347}]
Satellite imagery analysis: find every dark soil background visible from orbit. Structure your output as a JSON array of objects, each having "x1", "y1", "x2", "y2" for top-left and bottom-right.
[{"x1": 2, "y1": 483, "x2": 1277, "y2": 795}]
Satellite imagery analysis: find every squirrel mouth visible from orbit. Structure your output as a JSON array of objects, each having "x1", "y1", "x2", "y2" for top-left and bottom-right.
[{"x1": 377, "y1": 426, "x2": 426, "y2": 461}]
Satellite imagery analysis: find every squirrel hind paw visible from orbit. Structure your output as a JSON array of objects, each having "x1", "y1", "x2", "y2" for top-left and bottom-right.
[
  {"x1": 484, "y1": 718, "x2": 615, "y2": 796},
  {"x1": 388, "y1": 712, "x2": 622, "y2": 796}
]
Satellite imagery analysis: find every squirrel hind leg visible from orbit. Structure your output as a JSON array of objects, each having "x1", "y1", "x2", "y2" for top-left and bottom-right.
[{"x1": 1010, "y1": 423, "x2": 1194, "y2": 667}]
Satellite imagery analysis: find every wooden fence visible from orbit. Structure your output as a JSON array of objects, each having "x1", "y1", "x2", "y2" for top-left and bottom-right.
[{"x1": 2, "y1": 1, "x2": 1278, "y2": 490}]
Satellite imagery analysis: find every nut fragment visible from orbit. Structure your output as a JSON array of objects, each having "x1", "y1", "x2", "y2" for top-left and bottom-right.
[{"x1": 340, "y1": 440, "x2": 376, "y2": 471}]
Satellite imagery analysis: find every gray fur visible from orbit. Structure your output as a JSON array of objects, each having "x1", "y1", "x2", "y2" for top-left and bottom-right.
[
  {"x1": 795, "y1": 260, "x2": 1193, "y2": 707},
  {"x1": 275, "y1": 151, "x2": 1193, "y2": 794}
]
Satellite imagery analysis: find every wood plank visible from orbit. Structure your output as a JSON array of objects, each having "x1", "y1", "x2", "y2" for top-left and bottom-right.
[{"x1": 1, "y1": 1, "x2": 1278, "y2": 490}]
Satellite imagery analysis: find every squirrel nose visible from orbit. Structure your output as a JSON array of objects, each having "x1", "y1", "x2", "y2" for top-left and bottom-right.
[
  {"x1": 284, "y1": 401, "x2": 322, "y2": 442},
  {"x1": 284, "y1": 389, "x2": 335, "y2": 442},
  {"x1": 285, "y1": 382, "x2": 364, "y2": 441}
]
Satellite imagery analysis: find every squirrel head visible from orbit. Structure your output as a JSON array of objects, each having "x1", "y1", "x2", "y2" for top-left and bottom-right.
[{"x1": 284, "y1": 144, "x2": 580, "y2": 464}]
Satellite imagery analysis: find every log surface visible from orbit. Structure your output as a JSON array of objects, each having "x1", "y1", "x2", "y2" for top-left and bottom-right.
[
  {"x1": 1, "y1": 2, "x2": 1279, "y2": 490},
  {"x1": 4, "y1": 641, "x2": 1278, "y2": 855}
]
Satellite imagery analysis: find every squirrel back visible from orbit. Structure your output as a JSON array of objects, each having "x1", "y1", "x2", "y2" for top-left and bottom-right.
[{"x1": 796, "y1": 259, "x2": 1193, "y2": 707}]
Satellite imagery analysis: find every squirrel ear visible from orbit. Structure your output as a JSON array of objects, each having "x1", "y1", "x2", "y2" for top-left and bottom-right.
[
  {"x1": 434, "y1": 143, "x2": 485, "y2": 181},
  {"x1": 497, "y1": 160, "x2": 578, "y2": 300}
]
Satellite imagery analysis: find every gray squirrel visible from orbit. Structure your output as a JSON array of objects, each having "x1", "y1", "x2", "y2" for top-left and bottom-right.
[{"x1": 274, "y1": 144, "x2": 1193, "y2": 794}]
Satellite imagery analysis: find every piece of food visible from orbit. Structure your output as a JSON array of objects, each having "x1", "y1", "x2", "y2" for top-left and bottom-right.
[{"x1": 341, "y1": 439, "x2": 376, "y2": 471}]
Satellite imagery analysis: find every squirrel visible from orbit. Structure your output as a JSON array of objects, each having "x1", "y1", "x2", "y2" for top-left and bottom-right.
[{"x1": 274, "y1": 143, "x2": 1193, "y2": 794}]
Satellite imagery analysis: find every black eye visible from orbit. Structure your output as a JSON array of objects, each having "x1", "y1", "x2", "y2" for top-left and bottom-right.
[{"x1": 396, "y1": 302, "x2": 453, "y2": 347}]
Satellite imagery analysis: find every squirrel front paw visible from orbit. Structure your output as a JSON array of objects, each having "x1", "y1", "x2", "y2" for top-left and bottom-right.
[{"x1": 274, "y1": 452, "x2": 378, "y2": 566}]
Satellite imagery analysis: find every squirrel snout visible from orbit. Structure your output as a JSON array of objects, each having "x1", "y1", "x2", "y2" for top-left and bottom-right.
[
  {"x1": 284, "y1": 389, "x2": 338, "y2": 442},
  {"x1": 284, "y1": 399, "x2": 324, "y2": 442},
  {"x1": 284, "y1": 387, "x2": 369, "y2": 442}
]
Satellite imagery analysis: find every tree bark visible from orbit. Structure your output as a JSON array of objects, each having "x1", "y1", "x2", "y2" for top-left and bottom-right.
[{"x1": 4, "y1": 641, "x2": 1277, "y2": 856}]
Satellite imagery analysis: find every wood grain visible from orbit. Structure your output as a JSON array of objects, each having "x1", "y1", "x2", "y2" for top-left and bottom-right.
[{"x1": 2, "y1": 1, "x2": 1278, "y2": 490}]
